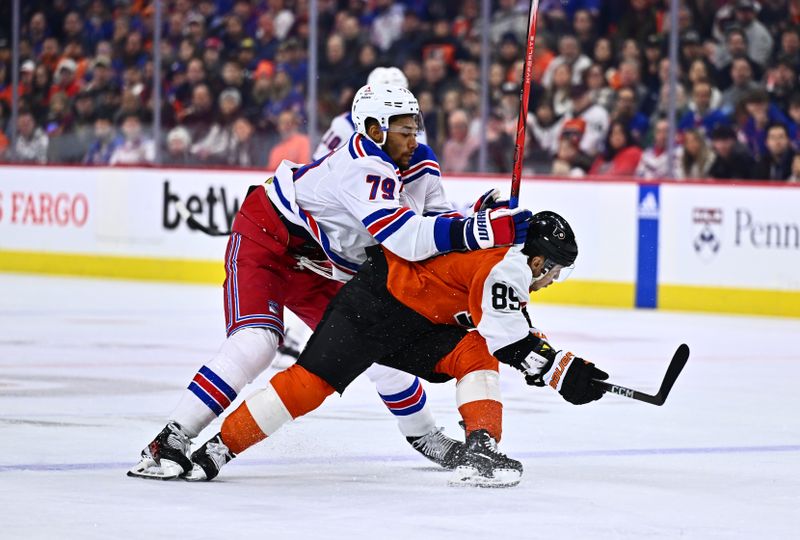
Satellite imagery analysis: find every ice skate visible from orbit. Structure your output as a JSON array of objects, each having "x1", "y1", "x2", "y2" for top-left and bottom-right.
[
  {"x1": 127, "y1": 422, "x2": 192, "y2": 480},
  {"x1": 183, "y1": 433, "x2": 236, "y2": 481},
  {"x1": 448, "y1": 429, "x2": 522, "y2": 488},
  {"x1": 407, "y1": 427, "x2": 464, "y2": 469}
]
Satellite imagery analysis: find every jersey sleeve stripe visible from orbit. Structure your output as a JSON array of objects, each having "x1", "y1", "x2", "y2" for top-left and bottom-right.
[
  {"x1": 372, "y1": 210, "x2": 415, "y2": 243},
  {"x1": 364, "y1": 207, "x2": 413, "y2": 237},
  {"x1": 424, "y1": 210, "x2": 463, "y2": 218},
  {"x1": 362, "y1": 207, "x2": 397, "y2": 227},
  {"x1": 403, "y1": 159, "x2": 441, "y2": 177}
]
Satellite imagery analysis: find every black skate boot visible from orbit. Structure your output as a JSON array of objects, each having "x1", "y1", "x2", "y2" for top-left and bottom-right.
[
  {"x1": 407, "y1": 427, "x2": 465, "y2": 469},
  {"x1": 448, "y1": 429, "x2": 522, "y2": 488},
  {"x1": 183, "y1": 433, "x2": 236, "y2": 481},
  {"x1": 127, "y1": 422, "x2": 193, "y2": 480}
]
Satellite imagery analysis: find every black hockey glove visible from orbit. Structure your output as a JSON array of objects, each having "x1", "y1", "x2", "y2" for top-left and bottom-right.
[
  {"x1": 550, "y1": 354, "x2": 608, "y2": 405},
  {"x1": 493, "y1": 331, "x2": 608, "y2": 405}
]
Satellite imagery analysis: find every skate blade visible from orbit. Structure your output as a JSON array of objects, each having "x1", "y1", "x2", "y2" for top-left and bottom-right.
[
  {"x1": 181, "y1": 464, "x2": 209, "y2": 482},
  {"x1": 126, "y1": 458, "x2": 184, "y2": 481},
  {"x1": 447, "y1": 465, "x2": 521, "y2": 488}
]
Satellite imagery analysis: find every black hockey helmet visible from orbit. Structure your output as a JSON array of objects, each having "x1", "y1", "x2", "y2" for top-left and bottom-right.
[{"x1": 522, "y1": 211, "x2": 578, "y2": 267}]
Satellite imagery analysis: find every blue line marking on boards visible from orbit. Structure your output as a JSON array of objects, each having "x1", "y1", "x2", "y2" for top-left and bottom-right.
[{"x1": 636, "y1": 183, "x2": 660, "y2": 308}]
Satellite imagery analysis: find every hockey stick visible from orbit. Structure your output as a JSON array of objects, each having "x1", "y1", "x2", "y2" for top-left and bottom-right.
[
  {"x1": 509, "y1": 0, "x2": 541, "y2": 209},
  {"x1": 175, "y1": 199, "x2": 232, "y2": 236},
  {"x1": 594, "y1": 344, "x2": 690, "y2": 406}
]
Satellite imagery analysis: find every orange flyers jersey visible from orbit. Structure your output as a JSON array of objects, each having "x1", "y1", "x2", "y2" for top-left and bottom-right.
[{"x1": 384, "y1": 246, "x2": 533, "y2": 355}]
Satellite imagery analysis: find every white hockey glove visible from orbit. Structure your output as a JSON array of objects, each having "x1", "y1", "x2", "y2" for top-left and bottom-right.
[
  {"x1": 462, "y1": 207, "x2": 532, "y2": 250},
  {"x1": 470, "y1": 188, "x2": 509, "y2": 214}
]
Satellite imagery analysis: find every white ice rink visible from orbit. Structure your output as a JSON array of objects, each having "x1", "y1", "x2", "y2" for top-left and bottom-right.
[{"x1": 1, "y1": 273, "x2": 798, "y2": 539}]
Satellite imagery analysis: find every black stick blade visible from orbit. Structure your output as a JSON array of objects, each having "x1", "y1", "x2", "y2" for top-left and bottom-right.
[{"x1": 654, "y1": 343, "x2": 690, "y2": 404}]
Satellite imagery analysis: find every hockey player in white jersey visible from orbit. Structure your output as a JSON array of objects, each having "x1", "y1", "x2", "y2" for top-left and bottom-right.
[
  {"x1": 128, "y1": 83, "x2": 529, "y2": 480},
  {"x1": 313, "y1": 66, "x2": 426, "y2": 160}
]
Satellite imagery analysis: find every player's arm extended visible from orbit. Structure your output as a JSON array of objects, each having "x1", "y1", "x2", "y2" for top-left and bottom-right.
[
  {"x1": 471, "y1": 249, "x2": 607, "y2": 405},
  {"x1": 340, "y1": 159, "x2": 530, "y2": 261}
]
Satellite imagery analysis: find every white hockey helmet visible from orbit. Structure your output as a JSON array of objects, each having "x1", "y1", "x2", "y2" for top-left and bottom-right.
[
  {"x1": 351, "y1": 83, "x2": 422, "y2": 145},
  {"x1": 367, "y1": 66, "x2": 409, "y2": 89}
]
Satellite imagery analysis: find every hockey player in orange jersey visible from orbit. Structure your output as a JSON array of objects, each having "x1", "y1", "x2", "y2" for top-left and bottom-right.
[{"x1": 185, "y1": 211, "x2": 609, "y2": 487}]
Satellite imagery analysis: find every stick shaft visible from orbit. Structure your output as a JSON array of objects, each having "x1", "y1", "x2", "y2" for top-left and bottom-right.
[{"x1": 509, "y1": 0, "x2": 540, "y2": 209}]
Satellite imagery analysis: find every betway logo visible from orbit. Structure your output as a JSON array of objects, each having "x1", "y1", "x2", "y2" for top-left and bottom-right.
[
  {"x1": 476, "y1": 211, "x2": 490, "y2": 241},
  {"x1": 736, "y1": 209, "x2": 799, "y2": 250},
  {"x1": 162, "y1": 180, "x2": 240, "y2": 232}
]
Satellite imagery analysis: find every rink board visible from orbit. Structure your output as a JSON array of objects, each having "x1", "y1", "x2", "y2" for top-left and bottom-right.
[{"x1": 0, "y1": 165, "x2": 798, "y2": 317}]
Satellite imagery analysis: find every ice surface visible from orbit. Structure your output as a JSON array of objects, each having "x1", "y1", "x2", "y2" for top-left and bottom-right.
[{"x1": 1, "y1": 274, "x2": 797, "y2": 539}]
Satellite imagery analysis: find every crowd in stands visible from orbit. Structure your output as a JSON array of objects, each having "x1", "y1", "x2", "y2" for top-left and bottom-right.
[{"x1": 1, "y1": 0, "x2": 800, "y2": 181}]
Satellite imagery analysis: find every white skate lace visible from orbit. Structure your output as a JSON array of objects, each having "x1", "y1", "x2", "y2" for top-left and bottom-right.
[
  {"x1": 205, "y1": 439, "x2": 233, "y2": 470},
  {"x1": 412, "y1": 427, "x2": 456, "y2": 461},
  {"x1": 166, "y1": 422, "x2": 191, "y2": 453}
]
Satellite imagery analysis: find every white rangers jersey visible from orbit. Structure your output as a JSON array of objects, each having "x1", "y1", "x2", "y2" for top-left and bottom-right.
[
  {"x1": 313, "y1": 112, "x2": 428, "y2": 160},
  {"x1": 268, "y1": 133, "x2": 460, "y2": 281}
]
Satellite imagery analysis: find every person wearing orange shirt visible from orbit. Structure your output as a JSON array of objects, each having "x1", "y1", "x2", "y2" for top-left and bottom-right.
[
  {"x1": 186, "y1": 211, "x2": 609, "y2": 488},
  {"x1": 266, "y1": 109, "x2": 310, "y2": 170}
]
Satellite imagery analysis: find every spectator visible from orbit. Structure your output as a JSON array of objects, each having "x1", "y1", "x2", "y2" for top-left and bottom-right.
[
  {"x1": 490, "y1": 0, "x2": 529, "y2": 46},
  {"x1": 549, "y1": 63, "x2": 573, "y2": 117},
  {"x1": 163, "y1": 126, "x2": 197, "y2": 166},
  {"x1": 441, "y1": 109, "x2": 479, "y2": 173},
  {"x1": 191, "y1": 88, "x2": 243, "y2": 163},
  {"x1": 255, "y1": 13, "x2": 280, "y2": 61},
  {"x1": 263, "y1": 69, "x2": 305, "y2": 127},
  {"x1": 778, "y1": 27, "x2": 800, "y2": 71},
  {"x1": 714, "y1": 27, "x2": 762, "y2": 89},
  {"x1": 542, "y1": 35, "x2": 592, "y2": 87},
  {"x1": 109, "y1": 112, "x2": 155, "y2": 165},
  {"x1": 636, "y1": 118, "x2": 679, "y2": 179},
  {"x1": 582, "y1": 64, "x2": 613, "y2": 111},
  {"x1": 708, "y1": 124, "x2": 754, "y2": 179},
  {"x1": 719, "y1": 57, "x2": 760, "y2": 113},
  {"x1": 589, "y1": 120, "x2": 642, "y2": 176},
  {"x1": 573, "y1": 9, "x2": 597, "y2": 55},
  {"x1": 788, "y1": 154, "x2": 800, "y2": 182},
  {"x1": 570, "y1": 83, "x2": 609, "y2": 157},
  {"x1": 13, "y1": 110, "x2": 48, "y2": 164},
  {"x1": 551, "y1": 120, "x2": 593, "y2": 177},
  {"x1": 678, "y1": 129, "x2": 715, "y2": 179},
  {"x1": 266, "y1": 110, "x2": 310, "y2": 170},
  {"x1": 617, "y1": 0, "x2": 658, "y2": 45},
  {"x1": 227, "y1": 117, "x2": 259, "y2": 167},
  {"x1": 766, "y1": 56, "x2": 798, "y2": 112},
  {"x1": 753, "y1": 123, "x2": 795, "y2": 180},
  {"x1": 741, "y1": 89, "x2": 795, "y2": 160},
  {"x1": 49, "y1": 58, "x2": 82, "y2": 101},
  {"x1": 83, "y1": 111, "x2": 117, "y2": 165},
  {"x1": 610, "y1": 86, "x2": 649, "y2": 142},
  {"x1": 485, "y1": 111, "x2": 514, "y2": 172},
  {"x1": 530, "y1": 99, "x2": 566, "y2": 160},
  {"x1": 678, "y1": 81, "x2": 729, "y2": 135},
  {"x1": 733, "y1": 0, "x2": 774, "y2": 67},
  {"x1": 180, "y1": 83, "x2": 215, "y2": 142}
]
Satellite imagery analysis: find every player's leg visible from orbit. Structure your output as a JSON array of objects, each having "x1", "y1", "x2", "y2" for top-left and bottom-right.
[
  {"x1": 363, "y1": 363, "x2": 462, "y2": 469},
  {"x1": 128, "y1": 231, "x2": 288, "y2": 480},
  {"x1": 185, "y1": 363, "x2": 335, "y2": 481},
  {"x1": 433, "y1": 332, "x2": 522, "y2": 488},
  {"x1": 186, "y1": 284, "x2": 383, "y2": 481}
]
